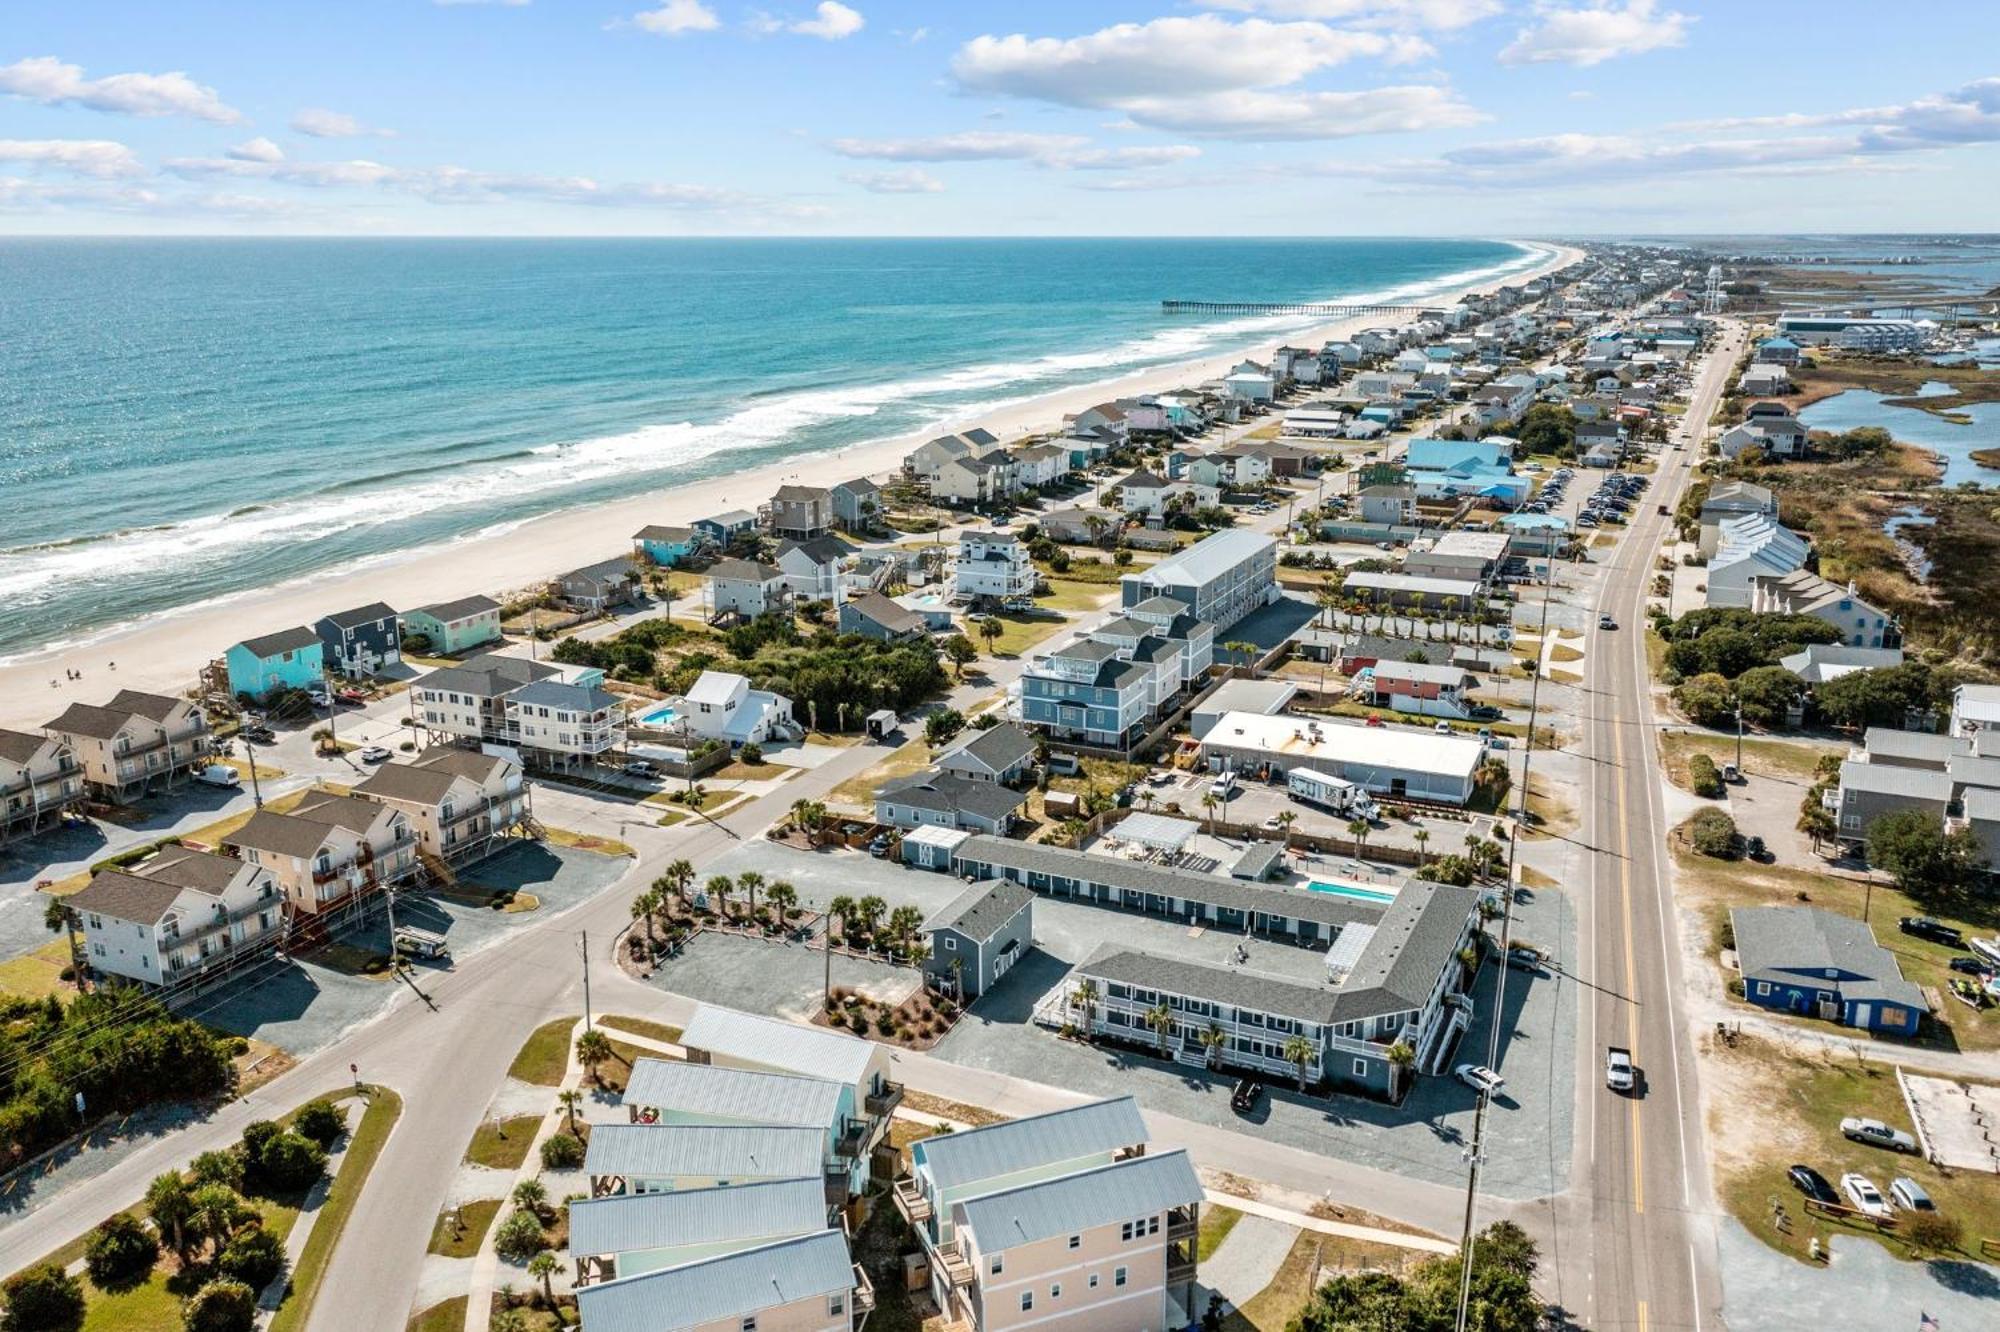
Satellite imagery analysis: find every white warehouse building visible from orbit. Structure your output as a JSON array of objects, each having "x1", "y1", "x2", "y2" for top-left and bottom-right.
[{"x1": 1197, "y1": 712, "x2": 1490, "y2": 804}]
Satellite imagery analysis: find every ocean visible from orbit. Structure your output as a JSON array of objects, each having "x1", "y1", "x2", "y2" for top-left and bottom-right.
[{"x1": 0, "y1": 236, "x2": 1540, "y2": 660}]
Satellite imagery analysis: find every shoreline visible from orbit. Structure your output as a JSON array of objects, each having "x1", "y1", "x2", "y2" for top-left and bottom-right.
[{"x1": 0, "y1": 241, "x2": 1581, "y2": 730}]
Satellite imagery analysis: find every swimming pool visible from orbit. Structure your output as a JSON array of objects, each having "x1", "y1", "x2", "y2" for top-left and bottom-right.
[
  {"x1": 636, "y1": 703, "x2": 680, "y2": 727},
  {"x1": 1306, "y1": 879, "x2": 1400, "y2": 906}
]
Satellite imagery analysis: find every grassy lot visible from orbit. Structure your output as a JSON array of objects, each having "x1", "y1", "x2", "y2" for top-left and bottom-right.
[
  {"x1": 1519, "y1": 773, "x2": 1576, "y2": 841},
  {"x1": 589, "y1": 1038, "x2": 649, "y2": 1096},
  {"x1": 1038, "y1": 577, "x2": 1117, "y2": 612},
  {"x1": 970, "y1": 613, "x2": 1068, "y2": 659},
  {"x1": 827, "y1": 735, "x2": 931, "y2": 807},
  {"x1": 538, "y1": 827, "x2": 634, "y2": 857},
  {"x1": 642, "y1": 788, "x2": 735, "y2": 814},
  {"x1": 600, "y1": 1015, "x2": 683, "y2": 1045},
  {"x1": 407, "y1": 1296, "x2": 469, "y2": 1332},
  {"x1": 508, "y1": 1016, "x2": 580, "y2": 1086},
  {"x1": 1644, "y1": 629, "x2": 1669, "y2": 680},
  {"x1": 427, "y1": 1197, "x2": 502, "y2": 1260},
  {"x1": 1708, "y1": 1031, "x2": 2000, "y2": 1263},
  {"x1": 886, "y1": 1118, "x2": 941, "y2": 1171},
  {"x1": 901, "y1": 1089, "x2": 1005, "y2": 1127},
  {"x1": 1670, "y1": 829, "x2": 2000, "y2": 1051},
  {"x1": 1548, "y1": 644, "x2": 1584, "y2": 664},
  {"x1": 267, "y1": 1086, "x2": 402, "y2": 1332},
  {"x1": 464, "y1": 1114, "x2": 543, "y2": 1170},
  {"x1": 1219, "y1": 1227, "x2": 1420, "y2": 1332},
  {"x1": 0, "y1": 938, "x2": 75, "y2": 1001},
  {"x1": 1197, "y1": 1205, "x2": 1244, "y2": 1262},
  {"x1": 1658, "y1": 731, "x2": 1843, "y2": 793}
]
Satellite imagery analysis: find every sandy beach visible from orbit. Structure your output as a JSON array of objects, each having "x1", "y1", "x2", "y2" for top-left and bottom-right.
[{"x1": 0, "y1": 241, "x2": 1581, "y2": 730}]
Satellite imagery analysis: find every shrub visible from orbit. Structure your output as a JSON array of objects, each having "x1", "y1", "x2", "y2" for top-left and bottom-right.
[
  {"x1": 191, "y1": 1149, "x2": 245, "y2": 1192},
  {"x1": 494, "y1": 1209, "x2": 547, "y2": 1263},
  {"x1": 738, "y1": 742, "x2": 763, "y2": 764},
  {"x1": 540, "y1": 1132, "x2": 584, "y2": 1170},
  {"x1": 1688, "y1": 753, "x2": 1724, "y2": 799},
  {"x1": 182, "y1": 1278, "x2": 258, "y2": 1332},
  {"x1": 82, "y1": 1214, "x2": 158, "y2": 1291},
  {"x1": 1, "y1": 1265, "x2": 84, "y2": 1332},
  {"x1": 1688, "y1": 808, "x2": 1738, "y2": 859},
  {"x1": 292, "y1": 1100, "x2": 346, "y2": 1151},
  {"x1": 249, "y1": 1131, "x2": 326, "y2": 1194},
  {"x1": 217, "y1": 1225, "x2": 287, "y2": 1293},
  {"x1": 1903, "y1": 1209, "x2": 1963, "y2": 1257}
]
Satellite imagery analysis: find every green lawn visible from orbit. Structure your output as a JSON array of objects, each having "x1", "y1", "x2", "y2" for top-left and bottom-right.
[
  {"x1": 427, "y1": 1197, "x2": 502, "y2": 1260},
  {"x1": 1658, "y1": 731, "x2": 1842, "y2": 793},
  {"x1": 407, "y1": 1296, "x2": 468, "y2": 1332},
  {"x1": 80, "y1": 1274, "x2": 184, "y2": 1331},
  {"x1": 538, "y1": 827, "x2": 634, "y2": 857},
  {"x1": 1038, "y1": 578, "x2": 1116, "y2": 612},
  {"x1": 464, "y1": 1114, "x2": 544, "y2": 1170},
  {"x1": 827, "y1": 736, "x2": 931, "y2": 807},
  {"x1": 507, "y1": 1017, "x2": 580, "y2": 1086},
  {"x1": 1197, "y1": 1205, "x2": 1244, "y2": 1261},
  {"x1": 268, "y1": 1086, "x2": 402, "y2": 1332},
  {"x1": 600, "y1": 1015, "x2": 683, "y2": 1046},
  {"x1": 971, "y1": 613, "x2": 1068, "y2": 659}
]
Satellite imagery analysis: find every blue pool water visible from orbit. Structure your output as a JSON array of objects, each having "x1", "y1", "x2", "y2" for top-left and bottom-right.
[
  {"x1": 636, "y1": 704, "x2": 680, "y2": 727},
  {"x1": 1306, "y1": 879, "x2": 1400, "y2": 905}
]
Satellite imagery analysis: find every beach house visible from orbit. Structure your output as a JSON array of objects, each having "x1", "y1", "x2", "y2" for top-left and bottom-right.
[
  {"x1": 567, "y1": 1179, "x2": 835, "y2": 1291},
  {"x1": 1118, "y1": 529, "x2": 1276, "y2": 633},
  {"x1": 44, "y1": 690, "x2": 213, "y2": 805},
  {"x1": 223, "y1": 790, "x2": 418, "y2": 918},
  {"x1": 503, "y1": 678, "x2": 624, "y2": 769},
  {"x1": 67, "y1": 846, "x2": 285, "y2": 990},
  {"x1": 555, "y1": 558, "x2": 639, "y2": 612},
  {"x1": 874, "y1": 771, "x2": 1025, "y2": 836},
  {"x1": 921, "y1": 878, "x2": 1033, "y2": 999},
  {"x1": 768, "y1": 485, "x2": 834, "y2": 540},
  {"x1": 353, "y1": 746, "x2": 525, "y2": 867},
  {"x1": 400, "y1": 595, "x2": 503, "y2": 656},
  {"x1": 583, "y1": 1123, "x2": 828, "y2": 1200},
  {"x1": 933, "y1": 450, "x2": 1017, "y2": 508},
  {"x1": 1731, "y1": 906, "x2": 1925, "y2": 1037},
  {"x1": 934, "y1": 723, "x2": 1038, "y2": 786},
  {"x1": 0, "y1": 730, "x2": 83, "y2": 843},
  {"x1": 830, "y1": 477, "x2": 881, "y2": 534},
  {"x1": 1718, "y1": 403, "x2": 1809, "y2": 461},
  {"x1": 1696, "y1": 481, "x2": 1778, "y2": 557},
  {"x1": 313, "y1": 603, "x2": 401, "y2": 678},
  {"x1": 632, "y1": 524, "x2": 701, "y2": 568},
  {"x1": 704, "y1": 558, "x2": 788, "y2": 619},
  {"x1": 1748, "y1": 571, "x2": 1895, "y2": 648},
  {"x1": 1070, "y1": 403, "x2": 1131, "y2": 443},
  {"x1": 837, "y1": 591, "x2": 927, "y2": 642},
  {"x1": 693, "y1": 510, "x2": 760, "y2": 550},
  {"x1": 573, "y1": 1230, "x2": 868, "y2": 1332},
  {"x1": 682, "y1": 670, "x2": 796, "y2": 747},
  {"x1": 953, "y1": 530, "x2": 1035, "y2": 604},
  {"x1": 621, "y1": 1059, "x2": 873, "y2": 1198},
  {"x1": 411, "y1": 652, "x2": 560, "y2": 748},
  {"x1": 1704, "y1": 514, "x2": 1810, "y2": 608},
  {"x1": 225, "y1": 627, "x2": 324, "y2": 701},
  {"x1": 775, "y1": 535, "x2": 856, "y2": 606},
  {"x1": 679, "y1": 1005, "x2": 904, "y2": 1155},
  {"x1": 905, "y1": 433, "x2": 974, "y2": 482}
]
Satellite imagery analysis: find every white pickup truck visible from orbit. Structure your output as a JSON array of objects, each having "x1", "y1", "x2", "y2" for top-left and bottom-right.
[{"x1": 1605, "y1": 1046, "x2": 1635, "y2": 1093}]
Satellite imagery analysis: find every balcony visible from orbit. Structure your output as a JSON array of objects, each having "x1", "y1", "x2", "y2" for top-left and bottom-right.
[
  {"x1": 1167, "y1": 1204, "x2": 1198, "y2": 1242},
  {"x1": 1165, "y1": 1239, "x2": 1197, "y2": 1286},
  {"x1": 891, "y1": 1177, "x2": 932, "y2": 1225},
  {"x1": 824, "y1": 1168, "x2": 850, "y2": 1206},
  {"x1": 933, "y1": 1242, "x2": 975, "y2": 1289},
  {"x1": 865, "y1": 1080, "x2": 905, "y2": 1118},
  {"x1": 834, "y1": 1118, "x2": 869, "y2": 1160},
  {"x1": 851, "y1": 1265, "x2": 876, "y2": 1316}
]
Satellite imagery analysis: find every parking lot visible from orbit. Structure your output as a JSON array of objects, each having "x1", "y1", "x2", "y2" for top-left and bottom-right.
[{"x1": 653, "y1": 838, "x2": 1579, "y2": 1199}]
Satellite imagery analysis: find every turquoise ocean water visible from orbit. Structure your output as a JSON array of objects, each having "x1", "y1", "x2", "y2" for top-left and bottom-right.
[{"x1": 0, "y1": 237, "x2": 1541, "y2": 659}]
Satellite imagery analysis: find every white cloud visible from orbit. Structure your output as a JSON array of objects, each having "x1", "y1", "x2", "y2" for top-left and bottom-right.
[
  {"x1": 227, "y1": 137, "x2": 286, "y2": 163},
  {"x1": 0, "y1": 56, "x2": 241, "y2": 123},
  {"x1": 291, "y1": 108, "x2": 397, "y2": 139},
  {"x1": 792, "y1": 3, "x2": 864, "y2": 40},
  {"x1": 0, "y1": 177, "x2": 163, "y2": 212},
  {"x1": 828, "y1": 131, "x2": 1087, "y2": 162},
  {"x1": 0, "y1": 138, "x2": 145, "y2": 178},
  {"x1": 949, "y1": 15, "x2": 1467, "y2": 140},
  {"x1": 629, "y1": 0, "x2": 721, "y2": 35},
  {"x1": 1047, "y1": 144, "x2": 1203, "y2": 170},
  {"x1": 842, "y1": 167, "x2": 943, "y2": 193},
  {"x1": 1211, "y1": 1, "x2": 1503, "y2": 30},
  {"x1": 1498, "y1": 2, "x2": 1692, "y2": 68}
]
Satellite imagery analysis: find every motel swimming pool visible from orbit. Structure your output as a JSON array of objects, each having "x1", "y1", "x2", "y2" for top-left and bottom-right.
[
  {"x1": 1305, "y1": 877, "x2": 1400, "y2": 906},
  {"x1": 635, "y1": 703, "x2": 680, "y2": 727}
]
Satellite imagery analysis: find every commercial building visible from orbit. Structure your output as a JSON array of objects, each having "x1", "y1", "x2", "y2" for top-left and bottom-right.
[
  {"x1": 1118, "y1": 530, "x2": 1276, "y2": 633},
  {"x1": 1401, "y1": 530, "x2": 1510, "y2": 587},
  {"x1": 1775, "y1": 315, "x2": 1929, "y2": 351},
  {"x1": 1339, "y1": 571, "x2": 1487, "y2": 614},
  {"x1": 1731, "y1": 906, "x2": 1926, "y2": 1037},
  {"x1": 1198, "y1": 712, "x2": 1489, "y2": 804}
]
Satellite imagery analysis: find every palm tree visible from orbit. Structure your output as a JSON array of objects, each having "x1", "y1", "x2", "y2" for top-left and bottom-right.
[
  {"x1": 662, "y1": 858, "x2": 694, "y2": 910},
  {"x1": 736, "y1": 871, "x2": 765, "y2": 925},
  {"x1": 888, "y1": 904, "x2": 925, "y2": 954},
  {"x1": 630, "y1": 890, "x2": 657, "y2": 952},
  {"x1": 1223, "y1": 641, "x2": 1258, "y2": 679},
  {"x1": 146, "y1": 1171, "x2": 193, "y2": 1260},
  {"x1": 1414, "y1": 828, "x2": 1431, "y2": 865},
  {"x1": 827, "y1": 895, "x2": 856, "y2": 947},
  {"x1": 556, "y1": 1089, "x2": 583, "y2": 1135},
  {"x1": 1069, "y1": 978, "x2": 1098, "y2": 1034},
  {"x1": 978, "y1": 617, "x2": 1003, "y2": 656},
  {"x1": 512, "y1": 1177, "x2": 548, "y2": 1216},
  {"x1": 42, "y1": 895, "x2": 85, "y2": 993},
  {"x1": 1441, "y1": 595, "x2": 1461, "y2": 643},
  {"x1": 1274, "y1": 809, "x2": 1298, "y2": 853},
  {"x1": 767, "y1": 881, "x2": 798, "y2": 924},
  {"x1": 1346, "y1": 817, "x2": 1370, "y2": 857},
  {"x1": 1283, "y1": 1035, "x2": 1316, "y2": 1093},
  {"x1": 854, "y1": 895, "x2": 888, "y2": 945},
  {"x1": 1385, "y1": 1040, "x2": 1417, "y2": 1099},
  {"x1": 1200, "y1": 1022, "x2": 1227, "y2": 1070},
  {"x1": 1199, "y1": 790, "x2": 1220, "y2": 832},
  {"x1": 703, "y1": 874, "x2": 733, "y2": 916},
  {"x1": 1144, "y1": 1002, "x2": 1174, "y2": 1057},
  {"x1": 789, "y1": 797, "x2": 816, "y2": 837},
  {"x1": 1315, "y1": 585, "x2": 1340, "y2": 629},
  {"x1": 528, "y1": 1250, "x2": 560, "y2": 1307},
  {"x1": 575, "y1": 1028, "x2": 614, "y2": 1085},
  {"x1": 190, "y1": 1182, "x2": 246, "y2": 1260}
]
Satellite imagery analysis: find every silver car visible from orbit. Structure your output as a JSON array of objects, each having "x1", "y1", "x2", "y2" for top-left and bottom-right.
[{"x1": 1840, "y1": 1117, "x2": 1917, "y2": 1153}]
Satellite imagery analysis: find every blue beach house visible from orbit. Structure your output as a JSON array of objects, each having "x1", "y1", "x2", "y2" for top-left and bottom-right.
[
  {"x1": 631, "y1": 524, "x2": 700, "y2": 568},
  {"x1": 226, "y1": 627, "x2": 325, "y2": 701},
  {"x1": 1730, "y1": 906, "x2": 1925, "y2": 1037},
  {"x1": 314, "y1": 602, "x2": 401, "y2": 678}
]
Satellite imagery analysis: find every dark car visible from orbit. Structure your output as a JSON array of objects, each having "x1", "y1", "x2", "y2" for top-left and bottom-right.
[
  {"x1": 1787, "y1": 1164, "x2": 1837, "y2": 1205},
  {"x1": 1505, "y1": 945, "x2": 1545, "y2": 973},
  {"x1": 1900, "y1": 916, "x2": 1965, "y2": 947},
  {"x1": 1950, "y1": 956, "x2": 1991, "y2": 976},
  {"x1": 866, "y1": 834, "x2": 893, "y2": 858},
  {"x1": 1230, "y1": 1078, "x2": 1264, "y2": 1115},
  {"x1": 1745, "y1": 835, "x2": 1770, "y2": 862}
]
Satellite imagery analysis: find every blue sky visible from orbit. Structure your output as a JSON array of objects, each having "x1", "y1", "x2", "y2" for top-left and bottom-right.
[{"x1": 3, "y1": 1, "x2": 1998, "y2": 235}]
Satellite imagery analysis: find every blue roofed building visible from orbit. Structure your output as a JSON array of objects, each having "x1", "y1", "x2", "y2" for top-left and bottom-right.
[
  {"x1": 573, "y1": 1229, "x2": 869, "y2": 1332},
  {"x1": 568, "y1": 1178, "x2": 832, "y2": 1289}
]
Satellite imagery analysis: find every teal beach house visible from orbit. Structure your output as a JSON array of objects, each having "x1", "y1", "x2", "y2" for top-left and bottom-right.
[{"x1": 226, "y1": 626, "x2": 325, "y2": 700}]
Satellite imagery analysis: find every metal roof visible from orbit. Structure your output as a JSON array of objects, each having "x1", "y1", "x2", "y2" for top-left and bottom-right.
[
  {"x1": 622, "y1": 1060, "x2": 846, "y2": 1127},
  {"x1": 1108, "y1": 812, "x2": 1199, "y2": 853},
  {"x1": 679, "y1": 1006, "x2": 877, "y2": 1086},
  {"x1": 953, "y1": 1150, "x2": 1202, "y2": 1253},
  {"x1": 574, "y1": 1231, "x2": 854, "y2": 1332},
  {"x1": 583, "y1": 1123, "x2": 826, "y2": 1182},
  {"x1": 1133, "y1": 529, "x2": 1274, "y2": 588},
  {"x1": 914, "y1": 1096, "x2": 1146, "y2": 1191},
  {"x1": 568, "y1": 1178, "x2": 828, "y2": 1259}
]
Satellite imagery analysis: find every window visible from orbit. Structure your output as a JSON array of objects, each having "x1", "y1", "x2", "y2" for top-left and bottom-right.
[
  {"x1": 1020, "y1": 1292, "x2": 1033, "y2": 1313},
  {"x1": 1050, "y1": 1283, "x2": 1061, "y2": 1300},
  {"x1": 1068, "y1": 1235, "x2": 1081, "y2": 1250},
  {"x1": 1353, "y1": 1059, "x2": 1367, "y2": 1077},
  {"x1": 1114, "y1": 1267, "x2": 1128, "y2": 1288},
  {"x1": 741, "y1": 1319, "x2": 757, "y2": 1332},
  {"x1": 1755, "y1": 982, "x2": 1771, "y2": 997},
  {"x1": 943, "y1": 937, "x2": 957, "y2": 952},
  {"x1": 1089, "y1": 1274, "x2": 1100, "y2": 1290},
  {"x1": 989, "y1": 1256, "x2": 1003, "y2": 1276},
  {"x1": 828, "y1": 1295, "x2": 845, "y2": 1317}
]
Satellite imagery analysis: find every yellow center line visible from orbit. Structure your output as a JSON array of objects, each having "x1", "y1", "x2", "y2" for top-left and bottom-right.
[
  {"x1": 1612, "y1": 598, "x2": 1643, "y2": 1217},
  {"x1": 1638, "y1": 1300, "x2": 1649, "y2": 1332}
]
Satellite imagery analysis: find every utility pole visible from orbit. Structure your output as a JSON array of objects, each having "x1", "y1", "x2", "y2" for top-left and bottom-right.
[
  {"x1": 383, "y1": 884, "x2": 400, "y2": 972},
  {"x1": 242, "y1": 737, "x2": 264, "y2": 809},
  {"x1": 579, "y1": 930, "x2": 593, "y2": 1031},
  {"x1": 1735, "y1": 701, "x2": 1745, "y2": 775}
]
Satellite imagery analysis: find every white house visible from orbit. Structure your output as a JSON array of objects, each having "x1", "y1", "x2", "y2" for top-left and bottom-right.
[
  {"x1": 774, "y1": 536, "x2": 856, "y2": 607},
  {"x1": 69, "y1": 846, "x2": 285, "y2": 989},
  {"x1": 1748, "y1": 571, "x2": 1896, "y2": 648},
  {"x1": 1705, "y1": 514, "x2": 1810, "y2": 608},
  {"x1": 683, "y1": 670, "x2": 797, "y2": 747},
  {"x1": 705, "y1": 559, "x2": 788, "y2": 619},
  {"x1": 952, "y1": 531, "x2": 1035, "y2": 603}
]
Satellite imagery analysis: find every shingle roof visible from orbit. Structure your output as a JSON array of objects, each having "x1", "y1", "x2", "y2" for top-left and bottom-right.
[
  {"x1": 574, "y1": 1231, "x2": 854, "y2": 1332},
  {"x1": 104, "y1": 690, "x2": 188, "y2": 723},
  {"x1": 955, "y1": 1149, "x2": 1201, "y2": 1253},
  {"x1": 292, "y1": 790, "x2": 396, "y2": 836},
  {"x1": 622, "y1": 1060, "x2": 846, "y2": 1127},
  {"x1": 0, "y1": 729, "x2": 57, "y2": 765},
  {"x1": 141, "y1": 845, "x2": 246, "y2": 895},
  {"x1": 679, "y1": 1006, "x2": 877, "y2": 1086},
  {"x1": 418, "y1": 653, "x2": 556, "y2": 698},
  {"x1": 707, "y1": 558, "x2": 784, "y2": 583},
  {"x1": 354, "y1": 762, "x2": 463, "y2": 806},
  {"x1": 1079, "y1": 941, "x2": 1338, "y2": 1025},
  {"x1": 1731, "y1": 906, "x2": 1926, "y2": 1009},
  {"x1": 237, "y1": 626, "x2": 321, "y2": 659},
  {"x1": 843, "y1": 592, "x2": 925, "y2": 637},
  {"x1": 876, "y1": 772, "x2": 1027, "y2": 824},
  {"x1": 772, "y1": 484, "x2": 831, "y2": 502},
  {"x1": 778, "y1": 535, "x2": 855, "y2": 565},
  {"x1": 412, "y1": 746, "x2": 510, "y2": 783},
  {"x1": 564, "y1": 556, "x2": 636, "y2": 584},
  {"x1": 568, "y1": 1179, "x2": 828, "y2": 1260},
  {"x1": 410, "y1": 594, "x2": 501, "y2": 623},
  {"x1": 583, "y1": 1124, "x2": 826, "y2": 1182},
  {"x1": 320, "y1": 602, "x2": 397, "y2": 630},
  {"x1": 224, "y1": 808, "x2": 338, "y2": 858},
  {"x1": 44, "y1": 702, "x2": 145, "y2": 741},
  {"x1": 66, "y1": 870, "x2": 183, "y2": 926},
  {"x1": 937, "y1": 723, "x2": 1038, "y2": 776},
  {"x1": 507, "y1": 679, "x2": 620, "y2": 712},
  {"x1": 634, "y1": 524, "x2": 696, "y2": 543},
  {"x1": 1328, "y1": 882, "x2": 1479, "y2": 1022},
  {"x1": 914, "y1": 1096, "x2": 1147, "y2": 1191},
  {"x1": 923, "y1": 879, "x2": 1033, "y2": 942}
]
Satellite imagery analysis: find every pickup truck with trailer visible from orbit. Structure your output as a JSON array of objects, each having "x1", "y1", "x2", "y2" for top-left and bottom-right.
[{"x1": 1605, "y1": 1046, "x2": 1635, "y2": 1093}]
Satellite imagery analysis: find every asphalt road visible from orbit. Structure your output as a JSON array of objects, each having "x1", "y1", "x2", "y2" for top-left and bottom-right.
[{"x1": 1557, "y1": 319, "x2": 1747, "y2": 1331}]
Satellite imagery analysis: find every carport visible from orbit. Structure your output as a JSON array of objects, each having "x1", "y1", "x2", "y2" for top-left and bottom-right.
[{"x1": 1104, "y1": 812, "x2": 1199, "y2": 863}]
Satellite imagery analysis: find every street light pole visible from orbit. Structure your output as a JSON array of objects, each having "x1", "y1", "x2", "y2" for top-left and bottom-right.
[{"x1": 579, "y1": 930, "x2": 593, "y2": 1031}]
